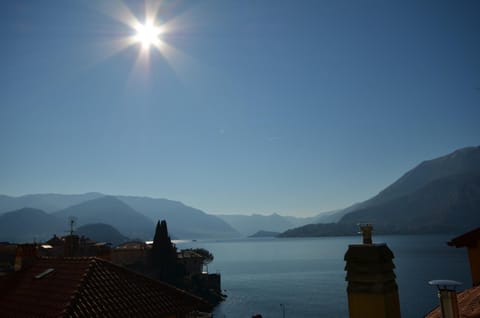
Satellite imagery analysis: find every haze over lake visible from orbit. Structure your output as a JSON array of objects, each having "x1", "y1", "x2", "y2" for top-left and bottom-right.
[{"x1": 179, "y1": 235, "x2": 470, "y2": 318}]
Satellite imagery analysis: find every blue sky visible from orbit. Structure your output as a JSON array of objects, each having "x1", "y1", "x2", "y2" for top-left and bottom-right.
[{"x1": 1, "y1": 0, "x2": 479, "y2": 216}]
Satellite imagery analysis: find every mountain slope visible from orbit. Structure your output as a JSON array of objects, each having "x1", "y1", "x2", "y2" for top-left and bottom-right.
[
  {"x1": 376, "y1": 146, "x2": 480, "y2": 203},
  {"x1": 340, "y1": 173, "x2": 480, "y2": 233},
  {"x1": 53, "y1": 196, "x2": 154, "y2": 240},
  {"x1": 315, "y1": 146, "x2": 480, "y2": 224},
  {"x1": 281, "y1": 146, "x2": 480, "y2": 236},
  {"x1": 0, "y1": 208, "x2": 65, "y2": 242},
  {"x1": 117, "y1": 196, "x2": 240, "y2": 239},
  {"x1": 76, "y1": 223, "x2": 129, "y2": 246}
]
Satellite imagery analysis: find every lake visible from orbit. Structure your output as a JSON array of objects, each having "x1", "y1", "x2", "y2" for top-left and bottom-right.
[{"x1": 177, "y1": 235, "x2": 471, "y2": 318}]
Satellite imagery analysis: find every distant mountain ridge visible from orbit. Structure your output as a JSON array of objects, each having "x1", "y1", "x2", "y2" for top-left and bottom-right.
[
  {"x1": 340, "y1": 172, "x2": 480, "y2": 233},
  {"x1": 249, "y1": 230, "x2": 281, "y2": 238},
  {"x1": 0, "y1": 192, "x2": 104, "y2": 214},
  {"x1": 76, "y1": 223, "x2": 129, "y2": 246},
  {"x1": 2, "y1": 146, "x2": 477, "y2": 241},
  {"x1": 117, "y1": 196, "x2": 240, "y2": 239},
  {"x1": 281, "y1": 146, "x2": 480, "y2": 237},
  {"x1": 0, "y1": 208, "x2": 65, "y2": 242},
  {"x1": 216, "y1": 211, "x2": 340, "y2": 237},
  {"x1": 53, "y1": 196, "x2": 155, "y2": 240},
  {"x1": 0, "y1": 193, "x2": 240, "y2": 242},
  {"x1": 318, "y1": 146, "x2": 480, "y2": 224},
  {"x1": 217, "y1": 213, "x2": 295, "y2": 236},
  {"x1": 358, "y1": 146, "x2": 480, "y2": 209}
]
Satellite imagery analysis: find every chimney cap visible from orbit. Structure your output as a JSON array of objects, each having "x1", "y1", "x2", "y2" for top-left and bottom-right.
[
  {"x1": 358, "y1": 223, "x2": 374, "y2": 244},
  {"x1": 428, "y1": 280, "x2": 462, "y2": 290}
]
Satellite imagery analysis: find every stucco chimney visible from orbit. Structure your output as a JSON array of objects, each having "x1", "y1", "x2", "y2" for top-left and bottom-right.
[
  {"x1": 344, "y1": 224, "x2": 401, "y2": 318},
  {"x1": 428, "y1": 280, "x2": 461, "y2": 318}
]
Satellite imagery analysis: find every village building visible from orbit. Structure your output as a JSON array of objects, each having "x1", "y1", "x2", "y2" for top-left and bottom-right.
[
  {"x1": 111, "y1": 241, "x2": 149, "y2": 266},
  {"x1": 40, "y1": 234, "x2": 112, "y2": 259},
  {"x1": 178, "y1": 249, "x2": 204, "y2": 276},
  {"x1": 0, "y1": 250, "x2": 211, "y2": 317},
  {"x1": 425, "y1": 227, "x2": 480, "y2": 318}
]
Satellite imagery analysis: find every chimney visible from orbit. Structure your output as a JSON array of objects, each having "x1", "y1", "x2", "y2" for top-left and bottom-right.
[
  {"x1": 428, "y1": 280, "x2": 461, "y2": 318},
  {"x1": 344, "y1": 224, "x2": 401, "y2": 318},
  {"x1": 14, "y1": 244, "x2": 37, "y2": 271},
  {"x1": 64, "y1": 235, "x2": 80, "y2": 257}
]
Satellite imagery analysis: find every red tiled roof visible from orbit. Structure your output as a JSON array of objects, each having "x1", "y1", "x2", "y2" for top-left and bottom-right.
[
  {"x1": 0, "y1": 257, "x2": 210, "y2": 317},
  {"x1": 425, "y1": 285, "x2": 480, "y2": 318},
  {"x1": 448, "y1": 228, "x2": 480, "y2": 248}
]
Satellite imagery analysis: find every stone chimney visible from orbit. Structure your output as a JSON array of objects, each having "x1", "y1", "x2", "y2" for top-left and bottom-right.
[
  {"x1": 344, "y1": 224, "x2": 401, "y2": 318},
  {"x1": 14, "y1": 244, "x2": 37, "y2": 271}
]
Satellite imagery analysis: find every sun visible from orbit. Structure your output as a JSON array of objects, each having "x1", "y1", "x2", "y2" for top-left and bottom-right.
[
  {"x1": 134, "y1": 21, "x2": 162, "y2": 49},
  {"x1": 95, "y1": 0, "x2": 185, "y2": 78}
]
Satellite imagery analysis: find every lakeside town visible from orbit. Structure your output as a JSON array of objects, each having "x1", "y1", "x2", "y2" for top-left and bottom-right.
[
  {"x1": 0, "y1": 220, "x2": 223, "y2": 317},
  {"x1": 1, "y1": 222, "x2": 480, "y2": 317}
]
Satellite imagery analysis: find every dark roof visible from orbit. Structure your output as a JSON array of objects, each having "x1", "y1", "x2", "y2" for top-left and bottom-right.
[
  {"x1": 448, "y1": 227, "x2": 480, "y2": 248},
  {"x1": 425, "y1": 285, "x2": 480, "y2": 318},
  {"x1": 0, "y1": 257, "x2": 210, "y2": 317},
  {"x1": 116, "y1": 241, "x2": 148, "y2": 249},
  {"x1": 46, "y1": 235, "x2": 64, "y2": 246}
]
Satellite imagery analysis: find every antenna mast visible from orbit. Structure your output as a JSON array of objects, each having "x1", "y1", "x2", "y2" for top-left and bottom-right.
[{"x1": 68, "y1": 216, "x2": 77, "y2": 236}]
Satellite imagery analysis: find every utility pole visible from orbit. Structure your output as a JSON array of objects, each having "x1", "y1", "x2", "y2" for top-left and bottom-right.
[{"x1": 280, "y1": 303, "x2": 285, "y2": 318}]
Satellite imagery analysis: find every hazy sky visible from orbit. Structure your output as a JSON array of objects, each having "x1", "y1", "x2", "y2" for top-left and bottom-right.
[{"x1": 1, "y1": 0, "x2": 479, "y2": 216}]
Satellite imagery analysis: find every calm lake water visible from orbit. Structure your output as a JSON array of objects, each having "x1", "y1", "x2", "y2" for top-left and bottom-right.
[{"x1": 177, "y1": 235, "x2": 471, "y2": 318}]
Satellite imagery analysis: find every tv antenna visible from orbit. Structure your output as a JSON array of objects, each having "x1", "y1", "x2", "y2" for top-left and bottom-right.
[{"x1": 67, "y1": 216, "x2": 77, "y2": 236}]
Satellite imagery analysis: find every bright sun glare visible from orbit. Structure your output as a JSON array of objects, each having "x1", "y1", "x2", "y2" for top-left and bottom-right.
[
  {"x1": 99, "y1": 1, "x2": 179, "y2": 75},
  {"x1": 134, "y1": 22, "x2": 162, "y2": 49}
]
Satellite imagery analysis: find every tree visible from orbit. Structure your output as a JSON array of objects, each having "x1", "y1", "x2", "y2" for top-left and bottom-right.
[{"x1": 150, "y1": 220, "x2": 178, "y2": 282}]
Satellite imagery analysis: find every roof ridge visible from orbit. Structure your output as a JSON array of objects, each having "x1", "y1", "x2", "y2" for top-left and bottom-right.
[{"x1": 62, "y1": 257, "x2": 98, "y2": 317}]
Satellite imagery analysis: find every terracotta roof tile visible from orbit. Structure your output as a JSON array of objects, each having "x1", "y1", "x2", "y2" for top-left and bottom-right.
[
  {"x1": 425, "y1": 285, "x2": 480, "y2": 318},
  {"x1": 448, "y1": 228, "x2": 480, "y2": 248},
  {"x1": 0, "y1": 257, "x2": 210, "y2": 317}
]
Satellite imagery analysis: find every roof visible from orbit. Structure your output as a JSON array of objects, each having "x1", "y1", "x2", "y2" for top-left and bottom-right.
[
  {"x1": 178, "y1": 250, "x2": 203, "y2": 259},
  {"x1": 425, "y1": 285, "x2": 480, "y2": 318},
  {"x1": 448, "y1": 227, "x2": 480, "y2": 248},
  {"x1": 116, "y1": 241, "x2": 148, "y2": 249},
  {"x1": 46, "y1": 235, "x2": 64, "y2": 246},
  {"x1": 0, "y1": 257, "x2": 210, "y2": 317}
]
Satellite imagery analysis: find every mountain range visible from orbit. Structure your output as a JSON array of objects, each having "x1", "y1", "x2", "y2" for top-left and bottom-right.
[
  {"x1": 0, "y1": 194, "x2": 240, "y2": 243},
  {"x1": 281, "y1": 146, "x2": 480, "y2": 236},
  {"x1": 0, "y1": 208, "x2": 65, "y2": 242},
  {"x1": 216, "y1": 210, "x2": 343, "y2": 237},
  {"x1": 52, "y1": 196, "x2": 155, "y2": 239},
  {"x1": 1, "y1": 146, "x2": 479, "y2": 242},
  {"x1": 216, "y1": 213, "x2": 298, "y2": 236}
]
